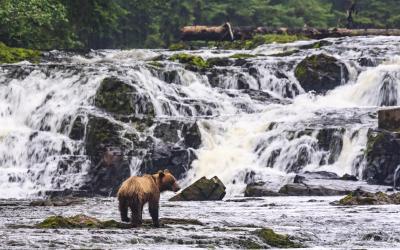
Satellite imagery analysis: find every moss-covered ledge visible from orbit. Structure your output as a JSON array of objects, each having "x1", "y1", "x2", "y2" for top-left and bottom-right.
[
  {"x1": 32, "y1": 214, "x2": 204, "y2": 229},
  {"x1": 0, "y1": 42, "x2": 41, "y2": 64}
]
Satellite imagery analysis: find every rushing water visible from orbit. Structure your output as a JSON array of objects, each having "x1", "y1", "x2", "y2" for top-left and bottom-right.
[
  {"x1": 1, "y1": 36, "x2": 400, "y2": 249},
  {"x1": 1, "y1": 36, "x2": 400, "y2": 197}
]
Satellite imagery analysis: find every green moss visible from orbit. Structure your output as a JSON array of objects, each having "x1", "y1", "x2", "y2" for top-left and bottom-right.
[
  {"x1": 95, "y1": 77, "x2": 155, "y2": 117},
  {"x1": 270, "y1": 49, "x2": 299, "y2": 57},
  {"x1": 169, "y1": 42, "x2": 189, "y2": 51},
  {"x1": 229, "y1": 53, "x2": 257, "y2": 59},
  {"x1": 169, "y1": 53, "x2": 209, "y2": 69},
  {"x1": 294, "y1": 64, "x2": 307, "y2": 79},
  {"x1": 237, "y1": 239, "x2": 263, "y2": 249},
  {"x1": 255, "y1": 228, "x2": 303, "y2": 248},
  {"x1": 0, "y1": 42, "x2": 41, "y2": 64},
  {"x1": 35, "y1": 215, "x2": 202, "y2": 229},
  {"x1": 364, "y1": 132, "x2": 385, "y2": 155},
  {"x1": 148, "y1": 61, "x2": 164, "y2": 68},
  {"x1": 218, "y1": 34, "x2": 308, "y2": 50}
]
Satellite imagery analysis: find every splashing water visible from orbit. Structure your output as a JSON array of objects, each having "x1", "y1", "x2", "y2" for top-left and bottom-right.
[{"x1": 1, "y1": 36, "x2": 400, "y2": 198}]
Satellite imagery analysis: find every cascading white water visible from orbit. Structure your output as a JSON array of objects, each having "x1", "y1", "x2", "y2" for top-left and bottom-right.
[{"x1": 1, "y1": 36, "x2": 400, "y2": 198}]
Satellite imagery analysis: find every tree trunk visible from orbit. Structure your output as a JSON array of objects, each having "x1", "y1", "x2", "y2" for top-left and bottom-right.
[{"x1": 181, "y1": 24, "x2": 400, "y2": 41}]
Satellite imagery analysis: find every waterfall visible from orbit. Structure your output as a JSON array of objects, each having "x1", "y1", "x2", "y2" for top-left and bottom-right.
[{"x1": 1, "y1": 36, "x2": 400, "y2": 198}]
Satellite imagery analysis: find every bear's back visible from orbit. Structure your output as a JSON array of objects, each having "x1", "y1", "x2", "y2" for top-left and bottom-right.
[{"x1": 117, "y1": 175, "x2": 157, "y2": 199}]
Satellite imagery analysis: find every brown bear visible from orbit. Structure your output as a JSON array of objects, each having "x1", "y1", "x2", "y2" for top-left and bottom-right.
[{"x1": 117, "y1": 169, "x2": 180, "y2": 227}]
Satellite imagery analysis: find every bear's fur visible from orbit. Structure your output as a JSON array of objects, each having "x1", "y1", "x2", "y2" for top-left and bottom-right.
[{"x1": 117, "y1": 169, "x2": 180, "y2": 227}]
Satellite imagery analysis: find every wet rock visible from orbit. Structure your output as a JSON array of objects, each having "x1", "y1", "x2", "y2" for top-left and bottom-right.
[
  {"x1": 207, "y1": 57, "x2": 233, "y2": 67},
  {"x1": 69, "y1": 115, "x2": 85, "y2": 140},
  {"x1": 29, "y1": 197, "x2": 84, "y2": 206},
  {"x1": 316, "y1": 128, "x2": 345, "y2": 164},
  {"x1": 84, "y1": 116, "x2": 133, "y2": 195},
  {"x1": 378, "y1": 74, "x2": 398, "y2": 106},
  {"x1": 341, "y1": 174, "x2": 358, "y2": 181},
  {"x1": 378, "y1": 108, "x2": 400, "y2": 131},
  {"x1": 278, "y1": 183, "x2": 349, "y2": 196},
  {"x1": 244, "y1": 182, "x2": 282, "y2": 197},
  {"x1": 255, "y1": 228, "x2": 303, "y2": 248},
  {"x1": 294, "y1": 54, "x2": 349, "y2": 94},
  {"x1": 334, "y1": 190, "x2": 400, "y2": 205},
  {"x1": 95, "y1": 77, "x2": 155, "y2": 117},
  {"x1": 139, "y1": 143, "x2": 196, "y2": 179},
  {"x1": 162, "y1": 70, "x2": 180, "y2": 84},
  {"x1": 169, "y1": 176, "x2": 226, "y2": 201},
  {"x1": 363, "y1": 129, "x2": 400, "y2": 186},
  {"x1": 358, "y1": 57, "x2": 376, "y2": 67}
]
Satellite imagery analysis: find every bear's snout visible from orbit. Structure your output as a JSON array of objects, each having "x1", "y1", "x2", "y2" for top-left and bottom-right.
[{"x1": 172, "y1": 183, "x2": 181, "y2": 192}]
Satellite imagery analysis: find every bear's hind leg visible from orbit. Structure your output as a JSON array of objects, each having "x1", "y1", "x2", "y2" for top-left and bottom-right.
[
  {"x1": 130, "y1": 200, "x2": 143, "y2": 227},
  {"x1": 149, "y1": 202, "x2": 160, "y2": 228},
  {"x1": 119, "y1": 198, "x2": 130, "y2": 222}
]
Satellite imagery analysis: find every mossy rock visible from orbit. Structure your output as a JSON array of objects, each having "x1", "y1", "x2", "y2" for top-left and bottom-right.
[
  {"x1": 35, "y1": 215, "x2": 203, "y2": 229},
  {"x1": 169, "y1": 53, "x2": 209, "y2": 70},
  {"x1": 255, "y1": 228, "x2": 303, "y2": 248},
  {"x1": 169, "y1": 176, "x2": 226, "y2": 201},
  {"x1": 169, "y1": 42, "x2": 189, "y2": 51},
  {"x1": 294, "y1": 54, "x2": 349, "y2": 94},
  {"x1": 0, "y1": 42, "x2": 41, "y2": 64},
  {"x1": 337, "y1": 190, "x2": 399, "y2": 206},
  {"x1": 217, "y1": 34, "x2": 308, "y2": 50},
  {"x1": 95, "y1": 77, "x2": 155, "y2": 117},
  {"x1": 229, "y1": 53, "x2": 257, "y2": 59}
]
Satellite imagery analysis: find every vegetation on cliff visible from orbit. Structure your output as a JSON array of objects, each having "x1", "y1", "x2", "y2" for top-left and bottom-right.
[{"x1": 1, "y1": 0, "x2": 400, "y2": 49}]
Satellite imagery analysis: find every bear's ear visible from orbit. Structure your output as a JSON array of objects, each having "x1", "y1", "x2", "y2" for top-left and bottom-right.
[
  {"x1": 158, "y1": 170, "x2": 165, "y2": 178},
  {"x1": 164, "y1": 169, "x2": 171, "y2": 174}
]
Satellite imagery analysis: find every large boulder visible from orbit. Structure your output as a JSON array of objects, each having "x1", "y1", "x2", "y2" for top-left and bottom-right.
[
  {"x1": 169, "y1": 176, "x2": 226, "y2": 201},
  {"x1": 334, "y1": 190, "x2": 400, "y2": 206},
  {"x1": 363, "y1": 129, "x2": 400, "y2": 186},
  {"x1": 278, "y1": 183, "x2": 350, "y2": 196},
  {"x1": 139, "y1": 120, "x2": 201, "y2": 179},
  {"x1": 83, "y1": 116, "x2": 136, "y2": 195},
  {"x1": 378, "y1": 108, "x2": 400, "y2": 131},
  {"x1": 94, "y1": 77, "x2": 155, "y2": 117},
  {"x1": 294, "y1": 54, "x2": 349, "y2": 94}
]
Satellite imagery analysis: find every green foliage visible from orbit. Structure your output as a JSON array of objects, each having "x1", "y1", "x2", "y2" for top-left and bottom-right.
[
  {"x1": 169, "y1": 53, "x2": 209, "y2": 69},
  {"x1": 0, "y1": 42, "x2": 41, "y2": 64},
  {"x1": 1, "y1": 0, "x2": 400, "y2": 49}
]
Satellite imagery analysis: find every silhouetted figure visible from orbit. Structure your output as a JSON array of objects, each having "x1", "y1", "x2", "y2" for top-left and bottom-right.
[{"x1": 347, "y1": 1, "x2": 358, "y2": 29}]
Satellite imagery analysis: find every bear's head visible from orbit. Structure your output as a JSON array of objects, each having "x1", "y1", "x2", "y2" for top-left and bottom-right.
[{"x1": 156, "y1": 169, "x2": 181, "y2": 192}]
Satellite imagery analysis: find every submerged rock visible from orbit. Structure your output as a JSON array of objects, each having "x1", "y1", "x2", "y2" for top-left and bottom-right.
[
  {"x1": 169, "y1": 176, "x2": 226, "y2": 201},
  {"x1": 294, "y1": 54, "x2": 349, "y2": 94},
  {"x1": 334, "y1": 190, "x2": 400, "y2": 205}
]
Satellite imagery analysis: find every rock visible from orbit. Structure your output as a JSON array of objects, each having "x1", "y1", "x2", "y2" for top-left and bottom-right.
[
  {"x1": 207, "y1": 57, "x2": 233, "y2": 67},
  {"x1": 69, "y1": 115, "x2": 85, "y2": 140},
  {"x1": 378, "y1": 108, "x2": 400, "y2": 131},
  {"x1": 29, "y1": 197, "x2": 83, "y2": 206},
  {"x1": 316, "y1": 128, "x2": 345, "y2": 164},
  {"x1": 335, "y1": 190, "x2": 400, "y2": 205},
  {"x1": 358, "y1": 57, "x2": 376, "y2": 67},
  {"x1": 139, "y1": 143, "x2": 197, "y2": 179},
  {"x1": 363, "y1": 129, "x2": 400, "y2": 186},
  {"x1": 34, "y1": 214, "x2": 203, "y2": 229},
  {"x1": 378, "y1": 73, "x2": 398, "y2": 106},
  {"x1": 84, "y1": 116, "x2": 133, "y2": 195},
  {"x1": 244, "y1": 182, "x2": 282, "y2": 197},
  {"x1": 294, "y1": 54, "x2": 349, "y2": 94},
  {"x1": 255, "y1": 228, "x2": 303, "y2": 248},
  {"x1": 278, "y1": 183, "x2": 350, "y2": 196},
  {"x1": 94, "y1": 77, "x2": 155, "y2": 117},
  {"x1": 169, "y1": 176, "x2": 226, "y2": 201},
  {"x1": 341, "y1": 174, "x2": 358, "y2": 181}
]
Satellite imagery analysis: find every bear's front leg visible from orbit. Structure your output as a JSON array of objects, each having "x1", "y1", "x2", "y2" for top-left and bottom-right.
[{"x1": 149, "y1": 202, "x2": 160, "y2": 227}]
